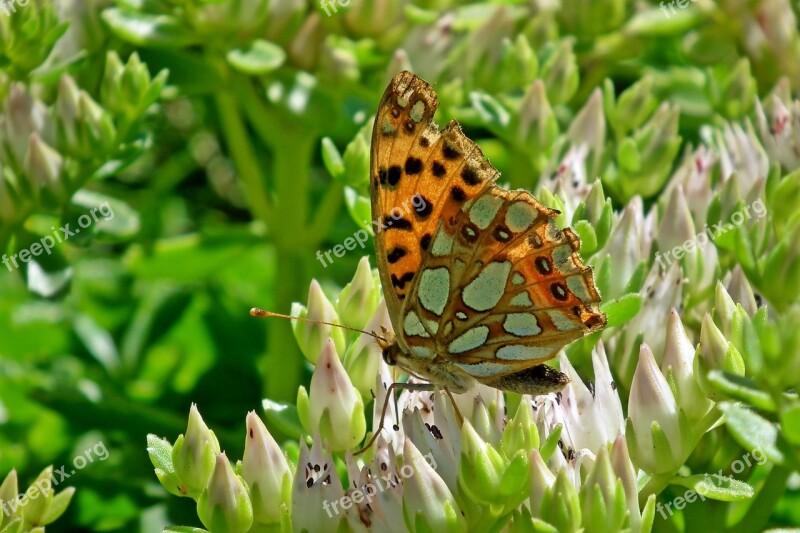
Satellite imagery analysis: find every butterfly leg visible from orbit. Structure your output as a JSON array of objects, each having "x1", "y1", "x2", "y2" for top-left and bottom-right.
[
  {"x1": 354, "y1": 381, "x2": 436, "y2": 456},
  {"x1": 442, "y1": 386, "x2": 465, "y2": 427}
]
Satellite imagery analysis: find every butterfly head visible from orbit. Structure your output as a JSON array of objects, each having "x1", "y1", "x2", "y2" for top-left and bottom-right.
[{"x1": 375, "y1": 326, "x2": 401, "y2": 367}]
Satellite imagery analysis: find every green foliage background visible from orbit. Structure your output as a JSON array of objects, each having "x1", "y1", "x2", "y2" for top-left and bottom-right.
[{"x1": 0, "y1": 0, "x2": 799, "y2": 531}]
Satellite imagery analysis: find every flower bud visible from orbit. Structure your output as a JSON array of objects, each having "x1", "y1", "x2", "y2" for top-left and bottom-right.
[
  {"x1": 528, "y1": 449, "x2": 555, "y2": 516},
  {"x1": 0, "y1": 469, "x2": 20, "y2": 526},
  {"x1": 580, "y1": 446, "x2": 626, "y2": 533},
  {"x1": 610, "y1": 435, "x2": 641, "y2": 531},
  {"x1": 539, "y1": 468, "x2": 581, "y2": 532},
  {"x1": 292, "y1": 280, "x2": 346, "y2": 365},
  {"x1": 540, "y1": 39, "x2": 579, "y2": 105},
  {"x1": 292, "y1": 441, "x2": 346, "y2": 531},
  {"x1": 699, "y1": 312, "x2": 745, "y2": 376},
  {"x1": 662, "y1": 309, "x2": 711, "y2": 420},
  {"x1": 337, "y1": 256, "x2": 380, "y2": 330},
  {"x1": 297, "y1": 339, "x2": 366, "y2": 451},
  {"x1": 20, "y1": 466, "x2": 54, "y2": 528},
  {"x1": 344, "y1": 299, "x2": 390, "y2": 397},
  {"x1": 402, "y1": 438, "x2": 466, "y2": 532},
  {"x1": 627, "y1": 344, "x2": 682, "y2": 474},
  {"x1": 242, "y1": 412, "x2": 292, "y2": 525},
  {"x1": 502, "y1": 400, "x2": 539, "y2": 456},
  {"x1": 24, "y1": 133, "x2": 66, "y2": 206},
  {"x1": 172, "y1": 404, "x2": 221, "y2": 499},
  {"x1": 197, "y1": 453, "x2": 253, "y2": 533}
]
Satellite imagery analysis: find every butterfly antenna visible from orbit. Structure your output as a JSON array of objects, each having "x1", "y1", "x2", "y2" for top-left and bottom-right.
[{"x1": 249, "y1": 308, "x2": 387, "y2": 342}]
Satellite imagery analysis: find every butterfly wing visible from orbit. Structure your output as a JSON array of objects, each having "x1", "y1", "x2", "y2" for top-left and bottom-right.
[
  {"x1": 414, "y1": 186, "x2": 606, "y2": 391},
  {"x1": 370, "y1": 71, "x2": 493, "y2": 355},
  {"x1": 371, "y1": 71, "x2": 606, "y2": 394}
]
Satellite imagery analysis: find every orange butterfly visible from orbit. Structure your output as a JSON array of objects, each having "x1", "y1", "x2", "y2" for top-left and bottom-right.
[{"x1": 370, "y1": 71, "x2": 606, "y2": 397}]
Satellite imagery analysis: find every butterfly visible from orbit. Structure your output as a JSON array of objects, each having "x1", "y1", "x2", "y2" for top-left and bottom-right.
[{"x1": 370, "y1": 71, "x2": 606, "y2": 397}]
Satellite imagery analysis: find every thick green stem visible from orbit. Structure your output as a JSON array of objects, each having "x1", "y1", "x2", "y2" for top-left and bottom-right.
[
  {"x1": 732, "y1": 464, "x2": 791, "y2": 533},
  {"x1": 214, "y1": 89, "x2": 273, "y2": 226}
]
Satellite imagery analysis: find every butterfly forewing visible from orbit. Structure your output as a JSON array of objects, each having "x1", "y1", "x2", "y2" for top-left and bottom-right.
[{"x1": 370, "y1": 71, "x2": 606, "y2": 394}]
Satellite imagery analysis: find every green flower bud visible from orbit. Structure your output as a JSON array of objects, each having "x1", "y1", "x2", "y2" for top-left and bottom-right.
[
  {"x1": 20, "y1": 466, "x2": 54, "y2": 528},
  {"x1": 298, "y1": 339, "x2": 366, "y2": 452},
  {"x1": 242, "y1": 411, "x2": 292, "y2": 525},
  {"x1": 403, "y1": 438, "x2": 466, "y2": 532},
  {"x1": 699, "y1": 312, "x2": 745, "y2": 375},
  {"x1": 539, "y1": 468, "x2": 581, "y2": 532},
  {"x1": 502, "y1": 399, "x2": 539, "y2": 456},
  {"x1": 337, "y1": 256, "x2": 380, "y2": 330},
  {"x1": 528, "y1": 449, "x2": 555, "y2": 516},
  {"x1": 344, "y1": 300, "x2": 389, "y2": 397},
  {"x1": 197, "y1": 453, "x2": 253, "y2": 533},
  {"x1": 0, "y1": 469, "x2": 20, "y2": 525},
  {"x1": 292, "y1": 280, "x2": 346, "y2": 365},
  {"x1": 458, "y1": 420, "x2": 511, "y2": 506},
  {"x1": 172, "y1": 404, "x2": 221, "y2": 499},
  {"x1": 580, "y1": 447, "x2": 626, "y2": 533}
]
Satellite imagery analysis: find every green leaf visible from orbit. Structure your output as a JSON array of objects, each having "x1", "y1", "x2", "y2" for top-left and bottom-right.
[
  {"x1": 42, "y1": 487, "x2": 75, "y2": 526},
  {"x1": 102, "y1": 9, "x2": 196, "y2": 48},
  {"x1": 600, "y1": 293, "x2": 642, "y2": 328},
  {"x1": 669, "y1": 473, "x2": 754, "y2": 501},
  {"x1": 705, "y1": 371, "x2": 775, "y2": 412},
  {"x1": 146, "y1": 434, "x2": 175, "y2": 475},
  {"x1": 262, "y1": 399, "x2": 304, "y2": 440},
  {"x1": 321, "y1": 137, "x2": 345, "y2": 181},
  {"x1": 719, "y1": 402, "x2": 785, "y2": 464},
  {"x1": 226, "y1": 40, "x2": 286, "y2": 75},
  {"x1": 573, "y1": 220, "x2": 598, "y2": 257},
  {"x1": 780, "y1": 403, "x2": 800, "y2": 446},
  {"x1": 539, "y1": 424, "x2": 562, "y2": 462}
]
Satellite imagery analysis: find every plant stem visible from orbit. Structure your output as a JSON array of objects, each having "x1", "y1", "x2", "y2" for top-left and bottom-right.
[
  {"x1": 214, "y1": 89, "x2": 273, "y2": 227},
  {"x1": 732, "y1": 464, "x2": 791, "y2": 533}
]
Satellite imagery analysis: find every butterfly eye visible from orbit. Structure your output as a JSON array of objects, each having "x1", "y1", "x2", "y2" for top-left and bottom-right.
[{"x1": 382, "y1": 347, "x2": 396, "y2": 366}]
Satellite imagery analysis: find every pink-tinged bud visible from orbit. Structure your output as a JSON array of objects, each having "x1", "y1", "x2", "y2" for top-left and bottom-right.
[
  {"x1": 627, "y1": 344, "x2": 682, "y2": 474},
  {"x1": 197, "y1": 453, "x2": 253, "y2": 533},
  {"x1": 292, "y1": 440, "x2": 347, "y2": 531},
  {"x1": 297, "y1": 339, "x2": 366, "y2": 451},
  {"x1": 610, "y1": 435, "x2": 641, "y2": 531},
  {"x1": 24, "y1": 133, "x2": 65, "y2": 204},
  {"x1": 242, "y1": 412, "x2": 292, "y2": 524},
  {"x1": 662, "y1": 309, "x2": 711, "y2": 420}
]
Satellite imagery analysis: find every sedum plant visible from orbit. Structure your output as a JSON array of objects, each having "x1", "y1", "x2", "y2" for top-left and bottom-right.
[{"x1": 0, "y1": 0, "x2": 799, "y2": 531}]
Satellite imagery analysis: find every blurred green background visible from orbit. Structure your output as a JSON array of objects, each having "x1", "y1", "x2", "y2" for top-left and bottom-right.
[{"x1": 1, "y1": 0, "x2": 799, "y2": 530}]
